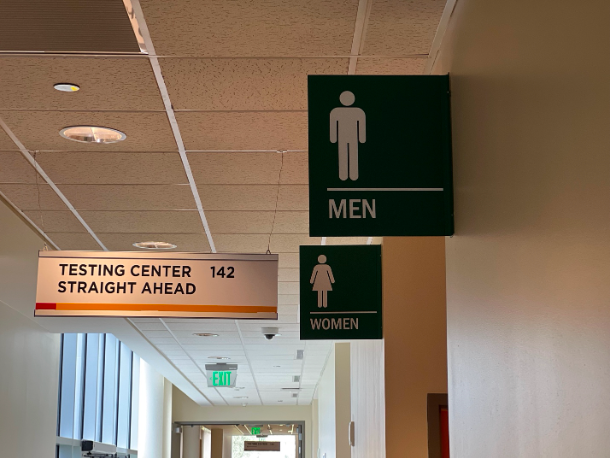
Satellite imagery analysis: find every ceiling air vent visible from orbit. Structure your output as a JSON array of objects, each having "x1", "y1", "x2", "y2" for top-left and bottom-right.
[
  {"x1": 292, "y1": 393, "x2": 299, "y2": 398},
  {"x1": 292, "y1": 375, "x2": 301, "y2": 383},
  {"x1": 296, "y1": 350, "x2": 304, "y2": 360}
]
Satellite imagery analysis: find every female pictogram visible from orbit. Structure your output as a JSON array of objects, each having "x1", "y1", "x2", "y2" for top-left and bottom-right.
[{"x1": 310, "y1": 255, "x2": 335, "y2": 308}]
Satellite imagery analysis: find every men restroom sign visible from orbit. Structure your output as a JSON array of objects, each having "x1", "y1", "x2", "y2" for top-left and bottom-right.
[
  {"x1": 300, "y1": 245, "x2": 382, "y2": 340},
  {"x1": 308, "y1": 75, "x2": 453, "y2": 236}
]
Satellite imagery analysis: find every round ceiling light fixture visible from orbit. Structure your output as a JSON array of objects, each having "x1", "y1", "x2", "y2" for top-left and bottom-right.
[
  {"x1": 233, "y1": 396, "x2": 248, "y2": 399},
  {"x1": 133, "y1": 241, "x2": 177, "y2": 250},
  {"x1": 208, "y1": 356, "x2": 231, "y2": 360},
  {"x1": 193, "y1": 332, "x2": 219, "y2": 337},
  {"x1": 54, "y1": 83, "x2": 80, "y2": 92},
  {"x1": 60, "y1": 126, "x2": 126, "y2": 144}
]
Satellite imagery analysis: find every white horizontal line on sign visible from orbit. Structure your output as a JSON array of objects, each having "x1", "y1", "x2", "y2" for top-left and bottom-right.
[
  {"x1": 327, "y1": 187, "x2": 444, "y2": 191},
  {"x1": 310, "y1": 311, "x2": 378, "y2": 314}
]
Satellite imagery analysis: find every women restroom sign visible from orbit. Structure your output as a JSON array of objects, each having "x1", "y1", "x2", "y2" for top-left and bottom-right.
[
  {"x1": 308, "y1": 75, "x2": 454, "y2": 236},
  {"x1": 300, "y1": 245, "x2": 382, "y2": 340}
]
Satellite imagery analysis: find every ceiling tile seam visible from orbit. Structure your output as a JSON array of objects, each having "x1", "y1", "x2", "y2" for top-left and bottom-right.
[
  {"x1": 235, "y1": 321, "x2": 265, "y2": 406},
  {"x1": 129, "y1": 0, "x2": 216, "y2": 253},
  {"x1": 0, "y1": 53, "x2": 429, "y2": 59},
  {"x1": 126, "y1": 318, "x2": 214, "y2": 406},
  {"x1": 174, "y1": 110, "x2": 307, "y2": 113},
  {"x1": 0, "y1": 116, "x2": 108, "y2": 250},
  {"x1": 424, "y1": 0, "x2": 459, "y2": 74},
  {"x1": 0, "y1": 188, "x2": 60, "y2": 249},
  {"x1": 0, "y1": 109, "x2": 167, "y2": 113},
  {"x1": 187, "y1": 150, "x2": 308, "y2": 153},
  {"x1": 121, "y1": 0, "x2": 149, "y2": 54},
  {"x1": 158, "y1": 318, "x2": 226, "y2": 406},
  {"x1": 348, "y1": 0, "x2": 374, "y2": 75}
]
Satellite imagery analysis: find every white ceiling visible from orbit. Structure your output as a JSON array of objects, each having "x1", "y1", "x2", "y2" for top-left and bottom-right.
[{"x1": 0, "y1": 0, "x2": 448, "y2": 407}]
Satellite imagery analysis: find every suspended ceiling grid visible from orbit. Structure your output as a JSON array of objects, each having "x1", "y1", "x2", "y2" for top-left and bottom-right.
[{"x1": 0, "y1": 0, "x2": 447, "y2": 406}]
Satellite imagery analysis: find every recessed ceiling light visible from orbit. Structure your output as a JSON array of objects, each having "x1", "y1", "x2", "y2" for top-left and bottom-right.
[
  {"x1": 54, "y1": 83, "x2": 80, "y2": 92},
  {"x1": 242, "y1": 403, "x2": 247, "y2": 407},
  {"x1": 133, "y1": 241, "x2": 177, "y2": 250},
  {"x1": 278, "y1": 400, "x2": 283, "y2": 403},
  {"x1": 193, "y1": 333, "x2": 219, "y2": 337},
  {"x1": 273, "y1": 365, "x2": 281, "y2": 368},
  {"x1": 60, "y1": 126, "x2": 126, "y2": 144},
  {"x1": 208, "y1": 356, "x2": 231, "y2": 360},
  {"x1": 234, "y1": 396, "x2": 248, "y2": 399}
]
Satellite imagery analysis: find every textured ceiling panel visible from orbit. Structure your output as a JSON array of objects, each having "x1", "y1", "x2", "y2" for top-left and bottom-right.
[
  {"x1": 324, "y1": 237, "x2": 371, "y2": 245},
  {"x1": 0, "y1": 184, "x2": 66, "y2": 210},
  {"x1": 79, "y1": 210, "x2": 203, "y2": 233},
  {"x1": 0, "y1": 127, "x2": 15, "y2": 150},
  {"x1": 178, "y1": 112, "x2": 307, "y2": 151},
  {"x1": 36, "y1": 152, "x2": 187, "y2": 185},
  {"x1": 163, "y1": 58, "x2": 347, "y2": 110},
  {"x1": 270, "y1": 234, "x2": 322, "y2": 252},
  {"x1": 278, "y1": 295, "x2": 299, "y2": 305},
  {"x1": 206, "y1": 211, "x2": 273, "y2": 234},
  {"x1": 278, "y1": 253, "x2": 299, "y2": 268},
  {"x1": 363, "y1": 0, "x2": 446, "y2": 55},
  {"x1": 0, "y1": 152, "x2": 36, "y2": 183},
  {"x1": 278, "y1": 268, "x2": 299, "y2": 282},
  {"x1": 273, "y1": 211, "x2": 309, "y2": 234},
  {"x1": 0, "y1": 0, "x2": 140, "y2": 53},
  {"x1": 356, "y1": 57, "x2": 427, "y2": 75},
  {"x1": 58, "y1": 185, "x2": 196, "y2": 210},
  {"x1": 213, "y1": 234, "x2": 269, "y2": 253},
  {"x1": 46, "y1": 232, "x2": 102, "y2": 250},
  {"x1": 24, "y1": 210, "x2": 86, "y2": 233},
  {"x1": 0, "y1": 57, "x2": 162, "y2": 110},
  {"x1": 0, "y1": 111, "x2": 177, "y2": 151},
  {"x1": 141, "y1": 0, "x2": 358, "y2": 56},
  {"x1": 98, "y1": 233, "x2": 210, "y2": 252}
]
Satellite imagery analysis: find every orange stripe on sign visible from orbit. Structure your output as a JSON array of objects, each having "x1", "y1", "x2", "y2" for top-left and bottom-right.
[{"x1": 54, "y1": 303, "x2": 277, "y2": 313}]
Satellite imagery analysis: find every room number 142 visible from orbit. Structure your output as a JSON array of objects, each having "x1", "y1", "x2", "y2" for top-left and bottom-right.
[{"x1": 210, "y1": 266, "x2": 235, "y2": 278}]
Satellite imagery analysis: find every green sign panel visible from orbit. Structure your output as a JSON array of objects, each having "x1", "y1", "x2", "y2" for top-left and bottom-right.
[
  {"x1": 300, "y1": 245, "x2": 382, "y2": 340},
  {"x1": 251, "y1": 427, "x2": 261, "y2": 435},
  {"x1": 206, "y1": 363, "x2": 238, "y2": 387},
  {"x1": 211, "y1": 371, "x2": 232, "y2": 387},
  {"x1": 308, "y1": 75, "x2": 453, "y2": 237}
]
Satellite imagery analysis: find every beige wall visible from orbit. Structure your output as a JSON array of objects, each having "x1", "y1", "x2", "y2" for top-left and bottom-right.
[
  {"x1": 433, "y1": 0, "x2": 610, "y2": 456},
  {"x1": 383, "y1": 237, "x2": 448, "y2": 457}
]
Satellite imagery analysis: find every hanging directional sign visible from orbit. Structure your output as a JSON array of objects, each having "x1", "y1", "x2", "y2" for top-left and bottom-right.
[
  {"x1": 308, "y1": 75, "x2": 453, "y2": 237},
  {"x1": 34, "y1": 251, "x2": 278, "y2": 319},
  {"x1": 300, "y1": 245, "x2": 382, "y2": 340}
]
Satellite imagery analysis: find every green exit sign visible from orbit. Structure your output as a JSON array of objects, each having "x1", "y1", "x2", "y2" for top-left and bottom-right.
[
  {"x1": 210, "y1": 371, "x2": 233, "y2": 387},
  {"x1": 251, "y1": 427, "x2": 261, "y2": 435}
]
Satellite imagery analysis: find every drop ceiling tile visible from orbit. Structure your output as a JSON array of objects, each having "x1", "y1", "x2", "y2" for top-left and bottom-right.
[
  {"x1": 0, "y1": 127, "x2": 15, "y2": 149},
  {"x1": 356, "y1": 57, "x2": 427, "y2": 75},
  {"x1": 279, "y1": 305, "x2": 299, "y2": 316},
  {"x1": 278, "y1": 269, "x2": 299, "y2": 282},
  {"x1": 178, "y1": 112, "x2": 307, "y2": 151},
  {"x1": 98, "y1": 233, "x2": 210, "y2": 252},
  {"x1": 278, "y1": 295, "x2": 299, "y2": 305},
  {"x1": 280, "y1": 153, "x2": 308, "y2": 185},
  {"x1": 273, "y1": 211, "x2": 309, "y2": 234},
  {"x1": 213, "y1": 234, "x2": 268, "y2": 253},
  {"x1": 278, "y1": 253, "x2": 299, "y2": 268},
  {"x1": 141, "y1": 0, "x2": 359, "y2": 56},
  {"x1": 0, "y1": 152, "x2": 36, "y2": 183},
  {"x1": 206, "y1": 211, "x2": 273, "y2": 234},
  {"x1": 79, "y1": 210, "x2": 203, "y2": 233},
  {"x1": 270, "y1": 234, "x2": 322, "y2": 252},
  {"x1": 166, "y1": 321, "x2": 238, "y2": 331},
  {"x1": 46, "y1": 232, "x2": 102, "y2": 250},
  {"x1": 363, "y1": 0, "x2": 446, "y2": 55},
  {"x1": 277, "y1": 186, "x2": 308, "y2": 210},
  {"x1": 24, "y1": 211, "x2": 86, "y2": 233},
  {"x1": 58, "y1": 185, "x2": 196, "y2": 210},
  {"x1": 237, "y1": 323, "x2": 299, "y2": 332},
  {"x1": 324, "y1": 237, "x2": 370, "y2": 245},
  {"x1": 0, "y1": 57, "x2": 163, "y2": 111},
  {"x1": 164, "y1": 58, "x2": 348, "y2": 110},
  {"x1": 132, "y1": 322, "x2": 166, "y2": 331},
  {"x1": 36, "y1": 152, "x2": 187, "y2": 185},
  {"x1": 198, "y1": 186, "x2": 276, "y2": 211},
  {"x1": 0, "y1": 111, "x2": 176, "y2": 151},
  {"x1": 0, "y1": 184, "x2": 66, "y2": 210},
  {"x1": 278, "y1": 282, "x2": 299, "y2": 295},
  {"x1": 188, "y1": 152, "x2": 280, "y2": 184}
]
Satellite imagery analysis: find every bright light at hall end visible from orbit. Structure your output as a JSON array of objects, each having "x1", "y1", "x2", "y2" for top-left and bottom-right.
[{"x1": 60, "y1": 126, "x2": 126, "y2": 144}]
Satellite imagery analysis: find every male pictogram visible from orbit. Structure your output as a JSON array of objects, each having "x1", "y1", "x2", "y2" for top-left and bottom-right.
[{"x1": 330, "y1": 91, "x2": 366, "y2": 181}]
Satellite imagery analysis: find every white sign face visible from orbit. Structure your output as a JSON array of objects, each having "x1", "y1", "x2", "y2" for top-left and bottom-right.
[
  {"x1": 35, "y1": 251, "x2": 278, "y2": 319},
  {"x1": 244, "y1": 442, "x2": 281, "y2": 452}
]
